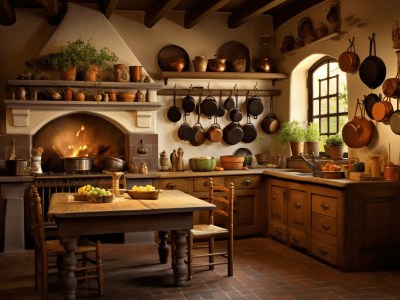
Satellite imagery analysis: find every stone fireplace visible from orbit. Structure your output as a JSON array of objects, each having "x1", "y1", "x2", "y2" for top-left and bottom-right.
[{"x1": 1, "y1": 3, "x2": 164, "y2": 173}]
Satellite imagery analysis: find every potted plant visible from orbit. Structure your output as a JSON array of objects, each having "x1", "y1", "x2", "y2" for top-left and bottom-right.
[
  {"x1": 324, "y1": 133, "x2": 344, "y2": 158},
  {"x1": 275, "y1": 120, "x2": 306, "y2": 156},
  {"x1": 34, "y1": 38, "x2": 118, "y2": 81},
  {"x1": 305, "y1": 122, "x2": 320, "y2": 156}
]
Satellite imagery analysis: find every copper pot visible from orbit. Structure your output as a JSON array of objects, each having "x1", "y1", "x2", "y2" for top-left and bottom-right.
[
  {"x1": 342, "y1": 100, "x2": 373, "y2": 148},
  {"x1": 372, "y1": 97, "x2": 393, "y2": 123}
]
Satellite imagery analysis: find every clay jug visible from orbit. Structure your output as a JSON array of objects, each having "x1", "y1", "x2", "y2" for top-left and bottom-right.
[
  {"x1": 369, "y1": 155, "x2": 382, "y2": 177},
  {"x1": 113, "y1": 64, "x2": 130, "y2": 82}
]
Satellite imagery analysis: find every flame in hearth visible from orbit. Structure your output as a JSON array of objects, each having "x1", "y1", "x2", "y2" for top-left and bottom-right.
[{"x1": 52, "y1": 124, "x2": 95, "y2": 158}]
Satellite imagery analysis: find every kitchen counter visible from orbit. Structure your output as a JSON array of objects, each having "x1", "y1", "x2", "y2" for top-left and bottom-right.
[{"x1": 262, "y1": 168, "x2": 400, "y2": 188}]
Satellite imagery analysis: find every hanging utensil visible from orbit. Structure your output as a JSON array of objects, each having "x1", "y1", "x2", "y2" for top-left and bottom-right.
[
  {"x1": 178, "y1": 112, "x2": 194, "y2": 141},
  {"x1": 167, "y1": 87, "x2": 182, "y2": 123},
  {"x1": 242, "y1": 97, "x2": 257, "y2": 143},
  {"x1": 181, "y1": 85, "x2": 196, "y2": 115},
  {"x1": 190, "y1": 92, "x2": 207, "y2": 146},
  {"x1": 216, "y1": 90, "x2": 225, "y2": 117},
  {"x1": 230, "y1": 91, "x2": 243, "y2": 122},
  {"x1": 261, "y1": 96, "x2": 280, "y2": 134}
]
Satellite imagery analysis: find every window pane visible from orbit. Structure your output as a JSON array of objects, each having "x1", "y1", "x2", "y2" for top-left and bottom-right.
[
  {"x1": 329, "y1": 117, "x2": 337, "y2": 133},
  {"x1": 313, "y1": 80, "x2": 320, "y2": 98},
  {"x1": 329, "y1": 97, "x2": 337, "y2": 113},
  {"x1": 321, "y1": 117, "x2": 328, "y2": 134},
  {"x1": 329, "y1": 77, "x2": 337, "y2": 94},
  {"x1": 321, "y1": 98, "x2": 327, "y2": 115},
  {"x1": 339, "y1": 115, "x2": 348, "y2": 130},
  {"x1": 313, "y1": 100, "x2": 319, "y2": 117},
  {"x1": 339, "y1": 85, "x2": 348, "y2": 112},
  {"x1": 320, "y1": 79, "x2": 328, "y2": 97}
]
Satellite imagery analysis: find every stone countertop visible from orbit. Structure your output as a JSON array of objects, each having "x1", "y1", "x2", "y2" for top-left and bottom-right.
[{"x1": 262, "y1": 168, "x2": 400, "y2": 188}]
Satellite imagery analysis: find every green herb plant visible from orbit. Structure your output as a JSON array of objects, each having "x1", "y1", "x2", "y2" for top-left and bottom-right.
[
  {"x1": 325, "y1": 133, "x2": 344, "y2": 146},
  {"x1": 305, "y1": 122, "x2": 320, "y2": 142},
  {"x1": 275, "y1": 120, "x2": 306, "y2": 144}
]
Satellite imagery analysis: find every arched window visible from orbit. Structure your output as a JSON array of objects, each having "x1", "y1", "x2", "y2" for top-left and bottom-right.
[{"x1": 308, "y1": 57, "x2": 348, "y2": 143}]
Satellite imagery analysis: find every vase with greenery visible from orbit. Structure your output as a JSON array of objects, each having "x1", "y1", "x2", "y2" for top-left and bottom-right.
[
  {"x1": 275, "y1": 120, "x2": 306, "y2": 156},
  {"x1": 31, "y1": 38, "x2": 118, "y2": 81},
  {"x1": 305, "y1": 122, "x2": 320, "y2": 156},
  {"x1": 324, "y1": 133, "x2": 344, "y2": 158}
]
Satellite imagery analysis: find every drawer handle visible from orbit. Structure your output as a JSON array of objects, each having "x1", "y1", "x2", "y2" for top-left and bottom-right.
[
  {"x1": 166, "y1": 183, "x2": 177, "y2": 189},
  {"x1": 320, "y1": 202, "x2": 330, "y2": 210},
  {"x1": 321, "y1": 223, "x2": 330, "y2": 231},
  {"x1": 293, "y1": 201, "x2": 301, "y2": 208},
  {"x1": 242, "y1": 179, "x2": 252, "y2": 186},
  {"x1": 319, "y1": 247, "x2": 328, "y2": 256}
]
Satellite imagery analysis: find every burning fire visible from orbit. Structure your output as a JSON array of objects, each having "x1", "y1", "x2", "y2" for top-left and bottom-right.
[{"x1": 53, "y1": 124, "x2": 94, "y2": 158}]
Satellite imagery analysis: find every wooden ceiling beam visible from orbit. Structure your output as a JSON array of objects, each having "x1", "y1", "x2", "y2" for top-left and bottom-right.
[
  {"x1": 228, "y1": 0, "x2": 286, "y2": 28},
  {"x1": 0, "y1": 0, "x2": 16, "y2": 25},
  {"x1": 184, "y1": 0, "x2": 231, "y2": 29},
  {"x1": 144, "y1": 0, "x2": 180, "y2": 28},
  {"x1": 100, "y1": 0, "x2": 119, "y2": 19}
]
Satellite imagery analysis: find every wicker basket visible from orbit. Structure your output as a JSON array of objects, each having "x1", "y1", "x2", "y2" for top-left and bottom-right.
[{"x1": 392, "y1": 22, "x2": 400, "y2": 49}]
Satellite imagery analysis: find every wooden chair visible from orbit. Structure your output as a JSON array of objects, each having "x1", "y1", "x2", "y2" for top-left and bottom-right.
[
  {"x1": 29, "y1": 185, "x2": 104, "y2": 299},
  {"x1": 186, "y1": 178, "x2": 234, "y2": 279}
]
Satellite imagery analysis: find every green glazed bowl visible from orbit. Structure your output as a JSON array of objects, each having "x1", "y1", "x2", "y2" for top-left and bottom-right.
[{"x1": 189, "y1": 158, "x2": 216, "y2": 172}]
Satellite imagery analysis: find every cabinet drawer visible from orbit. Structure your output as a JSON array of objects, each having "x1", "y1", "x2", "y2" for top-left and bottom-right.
[
  {"x1": 288, "y1": 228, "x2": 307, "y2": 249},
  {"x1": 153, "y1": 179, "x2": 188, "y2": 192},
  {"x1": 269, "y1": 221, "x2": 287, "y2": 242},
  {"x1": 310, "y1": 239, "x2": 337, "y2": 266},
  {"x1": 193, "y1": 177, "x2": 225, "y2": 192},
  {"x1": 312, "y1": 213, "x2": 337, "y2": 236},
  {"x1": 312, "y1": 195, "x2": 337, "y2": 218},
  {"x1": 231, "y1": 175, "x2": 260, "y2": 190}
]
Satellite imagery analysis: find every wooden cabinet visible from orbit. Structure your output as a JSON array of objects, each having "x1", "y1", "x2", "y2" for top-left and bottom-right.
[
  {"x1": 266, "y1": 176, "x2": 400, "y2": 271},
  {"x1": 268, "y1": 179, "x2": 308, "y2": 250},
  {"x1": 309, "y1": 186, "x2": 343, "y2": 267}
]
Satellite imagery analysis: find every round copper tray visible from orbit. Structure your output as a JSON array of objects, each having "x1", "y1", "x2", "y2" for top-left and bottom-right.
[
  {"x1": 158, "y1": 44, "x2": 190, "y2": 71},
  {"x1": 217, "y1": 41, "x2": 250, "y2": 72}
]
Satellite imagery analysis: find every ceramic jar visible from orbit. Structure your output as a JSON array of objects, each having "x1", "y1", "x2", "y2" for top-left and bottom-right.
[
  {"x1": 192, "y1": 56, "x2": 207, "y2": 72},
  {"x1": 384, "y1": 162, "x2": 399, "y2": 181},
  {"x1": 113, "y1": 64, "x2": 130, "y2": 82},
  {"x1": 369, "y1": 155, "x2": 382, "y2": 177},
  {"x1": 129, "y1": 66, "x2": 142, "y2": 82},
  {"x1": 207, "y1": 58, "x2": 226, "y2": 72}
]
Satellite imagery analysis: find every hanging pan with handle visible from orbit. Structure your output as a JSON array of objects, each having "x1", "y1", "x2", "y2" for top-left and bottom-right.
[
  {"x1": 223, "y1": 121, "x2": 244, "y2": 145},
  {"x1": 216, "y1": 90, "x2": 225, "y2": 117},
  {"x1": 382, "y1": 60, "x2": 400, "y2": 98},
  {"x1": 359, "y1": 33, "x2": 386, "y2": 89},
  {"x1": 372, "y1": 96, "x2": 393, "y2": 123},
  {"x1": 390, "y1": 98, "x2": 400, "y2": 135},
  {"x1": 261, "y1": 96, "x2": 281, "y2": 134},
  {"x1": 230, "y1": 92, "x2": 243, "y2": 122},
  {"x1": 189, "y1": 93, "x2": 207, "y2": 146},
  {"x1": 207, "y1": 115, "x2": 223, "y2": 143},
  {"x1": 181, "y1": 86, "x2": 195, "y2": 115},
  {"x1": 342, "y1": 99, "x2": 374, "y2": 148},
  {"x1": 167, "y1": 88, "x2": 182, "y2": 123},
  {"x1": 242, "y1": 112, "x2": 257, "y2": 143},
  {"x1": 363, "y1": 93, "x2": 381, "y2": 119},
  {"x1": 224, "y1": 87, "x2": 236, "y2": 110},
  {"x1": 178, "y1": 112, "x2": 194, "y2": 141},
  {"x1": 247, "y1": 89, "x2": 264, "y2": 119},
  {"x1": 338, "y1": 37, "x2": 360, "y2": 74}
]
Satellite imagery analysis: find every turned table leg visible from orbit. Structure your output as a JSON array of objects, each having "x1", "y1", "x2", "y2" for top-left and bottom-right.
[
  {"x1": 61, "y1": 236, "x2": 78, "y2": 300},
  {"x1": 158, "y1": 231, "x2": 169, "y2": 264},
  {"x1": 172, "y1": 229, "x2": 187, "y2": 286}
]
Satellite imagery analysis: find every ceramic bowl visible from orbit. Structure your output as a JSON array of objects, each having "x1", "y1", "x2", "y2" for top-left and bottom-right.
[
  {"x1": 189, "y1": 158, "x2": 216, "y2": 172},
  {"x1": 118, "y1": 93, "x2": 135, "y2": 102}
]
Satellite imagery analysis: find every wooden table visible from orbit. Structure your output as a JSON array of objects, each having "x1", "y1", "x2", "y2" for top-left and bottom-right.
[{"x1": 48, "y1": 190, "x2": 215, "y2": 300}]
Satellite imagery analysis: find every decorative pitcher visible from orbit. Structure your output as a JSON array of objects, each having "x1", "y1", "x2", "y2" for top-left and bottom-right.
[{"x1": 369, "y1": 155, "x2": 382, "y2": 177}]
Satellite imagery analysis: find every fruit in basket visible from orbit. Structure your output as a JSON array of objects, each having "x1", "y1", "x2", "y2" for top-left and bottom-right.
[
  {"x1": 131, "y1": 185, "x2": 156, "y2": 191},
  {"x1": 78, "y1": 184, "x2": 112, "y2": 196},
  {"x1": 321, "y1": 161, "x2": 341, "y2": 171}
]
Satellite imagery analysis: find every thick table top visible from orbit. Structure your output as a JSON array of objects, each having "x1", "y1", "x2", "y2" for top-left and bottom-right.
[{"x1": 48, "y1": 190, "x2": 215, "y2": 218}]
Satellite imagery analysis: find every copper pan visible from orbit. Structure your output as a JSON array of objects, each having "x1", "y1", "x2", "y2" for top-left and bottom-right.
[
  {"x1": 338, "y1": 37, "x2": 360, "y2": 74},
  {"x1": 342, "y1": 100, "x2": 373, "y2": 148},
  {"x1": 372, "y1": 97, "x2": 393, "y2": 123}
]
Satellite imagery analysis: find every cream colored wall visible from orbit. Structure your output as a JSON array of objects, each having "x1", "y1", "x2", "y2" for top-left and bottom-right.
[
  {"x1": 273, "y1": 0, "x2": 400, "y2": 165},
  {"x1": 0, "y1": 4, "x2": 280, "y2": 166}
]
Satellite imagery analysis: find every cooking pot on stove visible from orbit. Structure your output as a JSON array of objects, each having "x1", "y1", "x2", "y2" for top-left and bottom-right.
[
  {"x1": 63, "y1": 157, "x2": 93, "y2": 172},
  {"x1": 104, "y1": 157, "x2": 125, "y2": 171}
]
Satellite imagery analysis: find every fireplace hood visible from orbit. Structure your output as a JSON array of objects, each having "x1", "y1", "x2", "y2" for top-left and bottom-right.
[{"x1": 5, "y1": 3, "x2": 164, "y2": 136}]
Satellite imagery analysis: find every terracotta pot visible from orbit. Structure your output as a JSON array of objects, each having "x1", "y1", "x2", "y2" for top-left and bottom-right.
[
  {"x1": 61, "y1": 65, "x2": 77, "y2": 81},
  {"x1": 85, "y1": 64, "x2": 100, "y2": 81},
  {"x1": 73, "y1": 92, "x2": 85, "y2": 101},
  {"x1": 113, "y1": 64, "x2": 130, "y2": 82},
  {"x1": 326, "y1": 145, "x2": 344, "y2": 159},
  {"x1": 289, "y1": 141, "x2": 304, "y2": 157},
  {"x1": 306, "y1": 141, "x2": 320, "y2": 156}
]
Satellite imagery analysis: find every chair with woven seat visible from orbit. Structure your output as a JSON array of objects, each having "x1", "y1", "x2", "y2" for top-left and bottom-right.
[
  {"x1": 186, "y1": 178, "x2": 234, "y2": 279},
  {"x1": 29, "y1": 185, "x2": 104, "y2": 300}
]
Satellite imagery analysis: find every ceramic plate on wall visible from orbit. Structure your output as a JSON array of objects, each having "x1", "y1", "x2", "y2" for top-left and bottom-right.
[
  {"x1": 217, "y1": 41, "x2": 250, "y2": 72},
  {"x1": 158, "y1": 44, "x2": 190, "y2": 71}
]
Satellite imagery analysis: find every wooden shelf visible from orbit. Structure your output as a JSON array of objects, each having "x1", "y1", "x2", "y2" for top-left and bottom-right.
[
  {"x1": 283, "y1": 32, "x2": 340, "y2": 55},
  {"x1": 157, "y1": 88, "x2": 281, "y2": 97},
  {"x1": 4, "y1": 100, "x2": 162, "y2": 111},
  {"x1": 6, "y1": 79, "x2": 164, "y2": 91},
  {"x1": 156, "y1": 71, "x2": 288, "y2": 84}
]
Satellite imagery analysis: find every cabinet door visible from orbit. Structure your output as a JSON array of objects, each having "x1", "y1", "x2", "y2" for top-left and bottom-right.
[
  {"x1": 270, "y1": 184, "x2": 287, "y2": 225},
  {"x1": 287, "y1": 186, "x2": 307, "y2": 232},
  {"x1": 234, "y1": 189, "x2": 260, "y2": 237}
]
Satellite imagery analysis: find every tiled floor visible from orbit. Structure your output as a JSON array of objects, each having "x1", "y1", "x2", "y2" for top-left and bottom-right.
[{"x1": 1, "y1": 237, "x2": 400, "y2": 299}]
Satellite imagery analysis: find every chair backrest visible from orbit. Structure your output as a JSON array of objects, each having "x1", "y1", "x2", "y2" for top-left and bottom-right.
[
  {"x1": 30, "y1": 185, "x2": 48, "y2": 254},
  {"x1": 208, "y1": 178, "x2": 234, "y2": 230}
]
